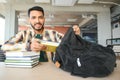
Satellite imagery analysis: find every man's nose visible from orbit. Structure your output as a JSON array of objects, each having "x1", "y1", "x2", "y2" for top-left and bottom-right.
[{"x1": 35, "y1": 18, "x2": 39, "y2": 23}]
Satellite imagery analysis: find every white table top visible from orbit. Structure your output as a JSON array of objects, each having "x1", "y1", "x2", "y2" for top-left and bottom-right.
[{"x1": 0, "y1": 60, "x2": 120, "y2": 80}]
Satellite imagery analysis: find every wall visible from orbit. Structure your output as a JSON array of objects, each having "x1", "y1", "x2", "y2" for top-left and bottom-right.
[
  {"x1": 111, "y1": 6, "x2": 120, "y2": 38},
  {"x1": 97, "y1": 7, "x2": 111, "y2": 46},
  {"x1": 18, "y1": 26, "x2": 69, "y2": 35}
]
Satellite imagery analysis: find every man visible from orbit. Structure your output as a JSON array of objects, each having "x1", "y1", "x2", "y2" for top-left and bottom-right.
[{"x1": 2, "y1": 6, "x2": 80, "y2": 62}]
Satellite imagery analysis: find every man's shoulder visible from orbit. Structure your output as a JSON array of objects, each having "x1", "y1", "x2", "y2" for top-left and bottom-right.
[
  {"x1": 19, "y1": 28, "x2": 33, "y2": 33},
  {"x1": 17, "y1": 29, "x2": 34, "y2": 36},
  {"x1": 44, "y1": 29, "x2": 53, "y2": 31}
]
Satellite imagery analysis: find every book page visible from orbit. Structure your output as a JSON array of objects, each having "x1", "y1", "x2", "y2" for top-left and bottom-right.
[{"x1": 41, "y1": 40, "x2": 59, "y2": 52}]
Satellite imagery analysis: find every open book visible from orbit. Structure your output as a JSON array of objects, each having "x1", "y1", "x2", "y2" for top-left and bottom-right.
[{"x1": 41, "y1": 40, "x2": 59, "y2": 52}]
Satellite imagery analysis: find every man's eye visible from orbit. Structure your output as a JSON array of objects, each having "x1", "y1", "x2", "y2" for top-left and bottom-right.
[{"x1": 31, "y1": 17, "x2": 36, "y2": 19}]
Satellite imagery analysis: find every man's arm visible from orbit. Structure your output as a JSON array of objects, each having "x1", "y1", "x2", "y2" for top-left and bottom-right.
[
  {"x1": 1, "y1": 31, "x2": 25, "y2": 51},
  {"x1": 5, "y1": 31, "x2": 25, "y2": 45}
]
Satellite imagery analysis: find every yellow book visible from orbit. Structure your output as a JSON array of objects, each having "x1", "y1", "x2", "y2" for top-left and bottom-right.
[{"x1": 41, "y1": 40, "x2": 59, "y2": 52}]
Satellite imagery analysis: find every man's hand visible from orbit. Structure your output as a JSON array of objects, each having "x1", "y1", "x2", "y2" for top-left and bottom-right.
[
  {"x1": 30, "y1": 38, "x2": 47, "y2": 52},
  {"x1": 72, "y1": 25, "x2": 80, "y2": 35}
]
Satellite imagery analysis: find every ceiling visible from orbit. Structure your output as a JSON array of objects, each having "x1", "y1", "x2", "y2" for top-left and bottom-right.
[{"x1": 0, "y1": 0, "x2": 120, "y2": 30}]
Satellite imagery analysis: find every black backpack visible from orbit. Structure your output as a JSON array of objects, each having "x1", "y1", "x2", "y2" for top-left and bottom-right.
[{"x1": 54, "y1": 27, "x2": 116, "y2": 78}]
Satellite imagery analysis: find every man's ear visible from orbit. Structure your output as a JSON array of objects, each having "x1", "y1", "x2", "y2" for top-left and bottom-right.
[{"x1": 43, "y1": 17, "x2": 45, "y2": 22}]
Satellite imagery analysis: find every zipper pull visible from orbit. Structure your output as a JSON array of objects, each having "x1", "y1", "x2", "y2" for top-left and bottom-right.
[{"x1": 77, "y1": 58, "x2": 81, "y2": 67}]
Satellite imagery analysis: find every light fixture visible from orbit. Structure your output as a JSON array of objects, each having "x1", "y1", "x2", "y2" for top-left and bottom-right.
[
  {"x1": 45, "y1": 18, "x2": 52, "y2": 22},
  {"x1": 82, "y1": 14, "x2": 95, "y2": 19},
  {"x1": 35, "y1": 0, "x2": 50, "y2": 3},
  {"x1": 18, "y1": 18, "x2": 26, "y2": 22},
  {"x1": 49, "y1": 14, "x2": 54, "y2": 18},
  {"x1": 67, "y1": 18, "x2": 77, "y2": 22},
  {"x1": 52, "y1": 0, "x2": 77, "y2": 6},
  {"x1": 78, "y1": 0, "x2": 95, "y2": 4}
]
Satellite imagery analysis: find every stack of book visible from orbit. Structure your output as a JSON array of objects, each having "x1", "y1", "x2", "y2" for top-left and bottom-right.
[
  {"x1": 5, "y1": 51, "x2": 40, "y2": 68},
  {"x1": 0, "y1": 50, "x2": 6, "y2": 62}
]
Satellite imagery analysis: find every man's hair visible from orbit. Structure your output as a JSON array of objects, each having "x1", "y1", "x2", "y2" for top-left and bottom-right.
[{"x1": 28, "y1": 6, "x2": 44, "y2": 17}]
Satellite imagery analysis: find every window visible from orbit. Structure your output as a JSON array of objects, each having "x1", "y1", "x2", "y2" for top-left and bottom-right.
[{"x1": 0, "y1": 16, "x2": 5, "y2": 44}]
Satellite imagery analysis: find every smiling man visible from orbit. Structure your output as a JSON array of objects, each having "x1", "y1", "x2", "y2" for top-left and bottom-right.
[{"x1": 2, "y1": 6, "x2": 80, "y2": 62}]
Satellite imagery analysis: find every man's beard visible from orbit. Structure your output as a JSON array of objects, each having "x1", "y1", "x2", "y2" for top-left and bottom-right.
[{"x1": 30, "y1": 23, "x2": 44, "y2": 31}]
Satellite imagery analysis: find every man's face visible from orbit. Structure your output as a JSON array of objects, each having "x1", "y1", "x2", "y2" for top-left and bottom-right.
[{"x1": 29, "y1": 10, "x2": 45, "y2": 31}]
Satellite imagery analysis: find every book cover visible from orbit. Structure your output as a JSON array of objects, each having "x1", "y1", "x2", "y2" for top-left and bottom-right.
[
  {"x1": 41, "y1": 40, "x2": 59, "y2": 52},
  {"x1": 6, "y1": 56, "x2": 39, "y2": 60},
  {"x1": 5, "y1": 59, "x2": 38, "y2": 63},
  {"x1": 5, "y1": 60, "x2": 39, "y2": 66},
  {"x1": 5, "y1": 62, "x2": 39, "y2": 68},
  {"x1": 5, "y1": 51, "x2": 39, "y2": 57}
]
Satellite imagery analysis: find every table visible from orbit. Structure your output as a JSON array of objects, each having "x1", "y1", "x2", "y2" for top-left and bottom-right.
[{"x1": 0, "y1": 60, "x2": 120, "y2": 80}]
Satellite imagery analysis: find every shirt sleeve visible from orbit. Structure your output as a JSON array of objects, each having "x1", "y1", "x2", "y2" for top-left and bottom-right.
[{"x1": 4, "y1": 31, "x2": 25, "y2": 44}]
